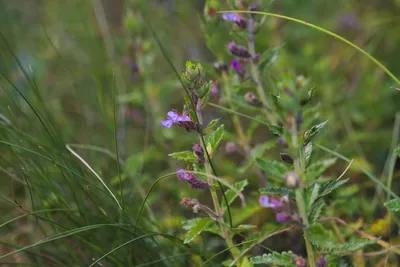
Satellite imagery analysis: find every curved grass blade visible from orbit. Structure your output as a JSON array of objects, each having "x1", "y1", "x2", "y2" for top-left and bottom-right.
[
  {"x1": 315, "y1": 144, "x2": 399, "y2": 198},
  {"x1": 219, "y1": 10, "x2": 400, "y2": 85},
  {"x1": 66, "y1": 144, "x2": 122, "y2": 209}
]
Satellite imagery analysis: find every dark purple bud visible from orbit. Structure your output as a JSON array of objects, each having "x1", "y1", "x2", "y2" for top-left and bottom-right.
[
  {"x1": 285, "y1": 171, "x2": 300, "y2": 189},
  {"x1": 338, "y1": 13, "x2": 360, "y2": 31},
  {"x1": 192, "y1": 143, "x2": 205, "y2": 164},
  {"x1": 213, "y1": 62, "x2": 228, "y2": 73},
  {"x1": 277, "y1": 136, "x2": 288, "y2": 148},
  {"x1": 176, "y1": 168, "x2": 209, "y2": 189},
  {"x1": 228, "y1": 42, "x2": 251, "y2": 58},
  {"x1": 244, "y1": 92, "x2": 263, "y2": 107},
  {"x1": 280, "y1": 152, "x2": 294, "y2": 164},
  {"x1": 317, "y1": 256, "x2": 327, "y2": 267}
]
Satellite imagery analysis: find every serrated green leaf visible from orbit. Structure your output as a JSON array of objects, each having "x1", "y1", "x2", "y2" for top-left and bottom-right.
[
  {"x1": 267, "y1": 124, "x2": 284, "y2": 136},
  {"x1": 319, "y1": 178, "x2": 349, "y2": 197},
  {"x1": 309, "y1": 199, "x2": 325, "y2": 224},
  {"x1": 303, "y1": 121, "x2": 328, "y2": 145},
  {"x1": 304, "y1": 142, "x2": 313, "y2": 165},
  {"x1": 183, "y1": 217, "x2": 213, "y2": 244},
  {"x1": 306, "y1": 182, "x2": 321, "y2": 209},
  {"x1": 203, "y1": 118, "x2": 220, "y2": 135},
  {"x1": 168, "y1": 151, "x2": 197, "y2": 162},
  {"x1": 306, "y1": 158, "x2": 337, "y2": 180},
  {"x1": 259, "y1": 187, "x2": 295, "y2": 199},
  {"x1": 307, "y1": 223, "x2": 376, "y2": 252},
  {"x1": 206, "y1": 124, "x2": 225, "y2": 156},
  {"x1": 229, "y1": 224, "x2": 257, "y2": 234},
  {"x1": 384, "y1": 198, "x2": 400, "y2": 212},
  {"x1": 255, "y1": 158, "x2": 289, "y2": 179},
  {"x1": 221, "y1": 179, "x2": 249, "y2": 209},
  {"x1": 250, "y1": 251, "x2": 295, "y2": 266}
]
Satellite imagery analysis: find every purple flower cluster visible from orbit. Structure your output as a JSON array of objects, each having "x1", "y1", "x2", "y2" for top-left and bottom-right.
[
  {"x1": 222, "y1": 13, "x2": 246, "y2": 28},
  {"x1": 161, "y1": 110, "x2": 196, "y2": 131},
  {"x1": 259, "y1": 195, "x2": 300, "y2": 224},
  {"x1": 192, "y1": 143, "x2": 205, "y2": 164},
  {"x1": 177, "y1": 168, "x2": 209, "y2": 189}
]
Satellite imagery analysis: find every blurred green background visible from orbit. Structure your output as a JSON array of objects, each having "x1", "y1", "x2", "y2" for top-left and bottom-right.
[{"x1": 1, "y1": 0, "x2": 399, "y2": 266}]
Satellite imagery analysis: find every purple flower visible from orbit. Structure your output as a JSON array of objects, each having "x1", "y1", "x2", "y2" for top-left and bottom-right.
[
  {"x1": 231, "y1": 59, "x2": 243, "y2": 74},
  {"x1": 222, "y1": 13, "x2": 246, "y2": 28},
  {"x1": 317, "y1": 257, "x2": 327, "y2": 267},
  {"x1": 176, "y1": 168, "x2": 209, "y2": 189},
  {"x1": 161, "y1": 111, "x2": 181, "y2": 128},
  {"x1": 259, "y1": 196, "x2": 283, "y2": 209},
  {"x1": 161, "y1": 111, "x2": 197, "y2": 131}
]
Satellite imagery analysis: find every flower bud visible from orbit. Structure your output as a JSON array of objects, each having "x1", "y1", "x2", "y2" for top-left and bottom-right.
[
  {"x1": 225, "y1": 141, "x2": 237, "y2": 154},
  {"x1": 277, "y1": 136, "x2": 288, "y2": 148},
  {"x1": 285, "y1": 171, "x2": 300, "y2": 189},
  {"x1": 280, "y1": 152, "x2": 294, "y2": 164},
  {"x1": 228, "y1": 42, "x2": 251, "y2": 58},
  {"x1": 213, "y1": 62, "x2": 228, "y2": 73},
  {"x1": 181, "y1": 61, "x2": 205, "y2": 90},
  {"x1": 244, "y1": 92, "x2": 263, "y2": 107},
  {"x1": 276, "y1": 212, "x2": 289, "y2": 223},
  {"x1": 295, "y1": 256, "x2": 307, "y2": 267},
  {"x1": 192, "y1": 143, "x2": 205, "y2": 164},
  {"x1": 317, "y1": 257, "x2": 327, "y2": 267}
]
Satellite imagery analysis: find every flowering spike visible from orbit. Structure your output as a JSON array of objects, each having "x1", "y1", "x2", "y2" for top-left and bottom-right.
[{"x1": 176, "y1": 168, "x2": 209, "y2": 189}]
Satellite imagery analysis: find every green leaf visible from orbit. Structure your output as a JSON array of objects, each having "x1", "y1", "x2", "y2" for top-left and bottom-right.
[
  {"x1": 306, "y1": 182, "x2": 321, "y2": 209},
  {"x1": 319, "y1": 178, "x2": 349, "y2": 198},
  {"x1": 307, "y1": 224, "x2": 376, "y2": 252},
  {"x1": 206, "y1": 124, "x2": 225, "y2": 157},
  {"x1": 229, "y1": 224, "x2": 257, "y2": 234},
  {"x1": 309, "y1": 199, "x2": 325, "y2": 224},
  {"x1": 240, "y1": 257, "x2": 254, "y2": 267},
  {"x1": 267, "y1": 124, "x2": 284, "y2": 136},
  {"x1": 183, "y1": 218, "x2": 213, "y2": 244},
  {"x1": 304, "y1": 142, "x2": 313, "y2": 165},
  {"x1": 259, "y1": 187, "x2": 295, "y2": 199},
  {"x1": 204, "y1": 118, "x2": 220, "y2": 135},
  {"x1": 306, "y1": 158, "x2": 337, "y2": 180},
  {"x1": 384, "y1": 198, "x2": 400, "y2": 212},
  {"x1": 255, "y1": 158, "x2": 289, "y2": 179},
  {"x1": 168, "y1": 151, "x2": 197, "y2": 162},
  {"x1": 258, "y1": 47, "x2": 280, "y2": 73},
  {"x1": 221, "y1": 179, "x2": 249, "y2": 209},
  {"x1": 250, "y1": 141, "x2": 276, "y2": 160},
  {"x1": 303, "y1": 121, "x2": 328, "y2": 145},
  {"x1": 300, "y1": 86, "x2": 316, "y2": 106},
  {"x1": 250, "y1": 251, "x2": 295, "y2": 266}
]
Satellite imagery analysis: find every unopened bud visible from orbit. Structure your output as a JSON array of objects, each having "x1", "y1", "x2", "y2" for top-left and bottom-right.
[
  {"x1": 295, "y1": 256, "x2": 307, "y2": 267},
  {"x1": 192, "y1": 143, "x2": 205, "y2": 164},
  {"x1": 213, "y1": 62, "x2": 228, "y2": 73},
  {"x1": 181, "y1": 61, "x2": 205, "y2": 90},
  {"x1": 280, "y1": 152, "x2": 294, "y2": 164},
  {"x1": 277, "y1": 136, "x2": 288, "y2": 148},
  {"x1": 244, "y1": 92, "x2": 263, "y2": 107},
  {"x1": 228, "y1": 42, "x2": 251, "y2": 58},
  {"x1": 285, "y1": 171, "x2": 300, "y2": 189},
  {"x1": 225, "y1": 141, "x2": 237, "y2": 154},
  {"x1": 317, "y1": 257, "x2": 327, "y2": 267}
]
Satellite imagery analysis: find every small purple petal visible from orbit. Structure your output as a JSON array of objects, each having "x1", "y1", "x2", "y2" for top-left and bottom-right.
[
  {"x1": 176, "y1": 168, "x2": 186, "y2": 180},
  {"x1": 222, "y1": 13, "x2": 239, "y2": 22},
  {"x1": 231, "y1": 59, "x2": 243, "y2": 73},
  {"x1": 161, "y1": 119, "x2": 173, "y2": 128},
  {"x1": 276, "y1": 212, "x2": 289, "y2": 223},
  {"x1": 179, "y1": 113, "x2": 192, "y2": 122},
  {"x1": 167, "y1": 111, "x2": 179, "y2": 121},
  {"x1": 259, "y1": 195, "x2": 270, "y2": 207}
]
